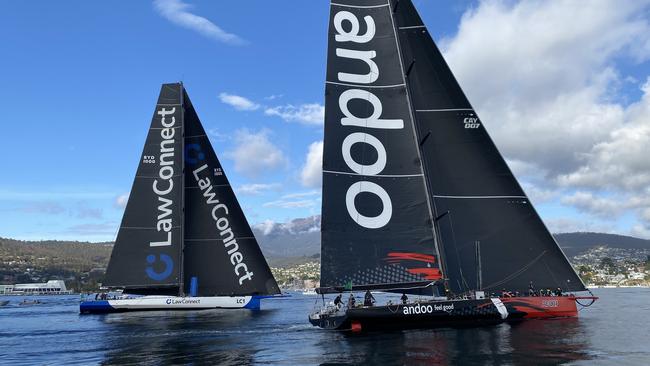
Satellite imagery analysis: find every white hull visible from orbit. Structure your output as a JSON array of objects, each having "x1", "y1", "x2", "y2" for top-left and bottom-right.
[{"x1": 80, "y1": 295, "x2": 262, "y2": 313}]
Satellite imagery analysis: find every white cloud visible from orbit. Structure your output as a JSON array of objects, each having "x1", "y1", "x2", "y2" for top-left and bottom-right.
[
  {"x1": 114, "y1": 193, "x2": 129, "y2": 209},
  {"x1": 74, "y1": 204, "x2": 103, "y2": 219},
  {"x1": 300, "y1": 141, "x2": 323, "y2": 188},
  {"x1": 263, "y1": 191, "x2": 321, "y2": 209},
  {"x1": 560, "y1": 192, "x2": 623, "y2": 219},
  {"x1": 218, "y1": 92, "x2": 260, "y2": 111},
  {"x1": 19, "y1": 201, "x2": 66, "y2": 215},
  {"x1": 557, "y1": 78, "x2": 650, "y2": 191},
  {"x1": 281, "y1": 191, "x2": 320, "y2": 200},
  {"x1": 263, "y1": 199, "x2": 318, "y2": 209},
  {"x1": 207, "y1": 128, "x2": 229, "y2": 141},
  {"x1": 442, "y1": 0, "x2": 650, "y2": 176},
  {"x1": 545, "y1": 217, "x2": 615, "y2": 234},
  {"x1": 254, "y1": 219, "x2": 277, "y2": 235},
  {"x1": 441, "y1": 0, "x2": 650, "y2": 235},
  {"x1": 265, "y1": 103, "x2": 325, "y2": 125},
  {"x1": 224, "y1": 129, "x2": 288, "y2": 178},
  {"x1": 153, "y1": 0, "x2": 245, "y2": 45},
  {"x1": 237, "y1": 183, "x2": 281, "y2": 196}
]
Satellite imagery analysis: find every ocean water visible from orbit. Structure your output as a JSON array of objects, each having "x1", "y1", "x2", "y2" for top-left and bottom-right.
[{"x1": 0, "y1": 288, "x2": 648, "y2": 365}]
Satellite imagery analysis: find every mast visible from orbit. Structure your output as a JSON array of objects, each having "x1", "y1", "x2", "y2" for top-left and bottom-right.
[
  {"x1": 179, "y1": 81, "x2": 186, "y2": 297},
  {"x1": 387, "y1": 0, "x2": 446, "y2": 284},
  {"x1": 390, "y1": 0, "x2": 586, "y2": 293}
]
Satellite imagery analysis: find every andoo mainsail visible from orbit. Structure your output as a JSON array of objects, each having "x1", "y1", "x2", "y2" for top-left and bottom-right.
[
  {"x1": 80, "y1": 83, "x2": 281, "y2": 314},
  {"x1": 309, "y1": 0, "x2": 597, "y2": 331}
]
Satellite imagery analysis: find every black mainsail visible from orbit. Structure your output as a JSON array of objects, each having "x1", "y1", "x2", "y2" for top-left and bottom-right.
[
  {"x1": 319, "y1": 0, "x2": 585, "y2": 295},
  {"x1": 104, "y1": 84, "x2": 184, "y2": 294},
  {"x1": 320, "y1": 0, "x2": 442, "y2": 293},
  {"x1": 104, "y1": 83, "x2": 279, "y2": 297}
]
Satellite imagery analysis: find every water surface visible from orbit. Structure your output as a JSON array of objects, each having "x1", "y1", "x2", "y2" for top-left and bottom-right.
[{"x1": 0, "y1": 288, "x2": 647, "y2": 365}]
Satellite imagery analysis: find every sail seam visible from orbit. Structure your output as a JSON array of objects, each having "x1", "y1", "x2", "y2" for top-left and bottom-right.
[
  {"x1": 399, "y1": 25, "x2": 426, "y2": 29},
  {"x1": 433, "y1": 195, "x2": 527, "y2": 199},
  {"x1": 323, "y1": 169, "x2": 423, "y2": 178},
  {"x1": 416, "y1": 108, "x2": 474, "y2": 112},
  {"x1": 121, "y1": 226, "x2": 181, "y2": 229},
  {"x1": 330, "y1": 2, "x2": 389, "y2": 9},
  {"x1": 326, "y1": 81, "x2": 405, "y2": 89},
  {"x1": 185, "y1": 237, "x2": 256, "y2": 241},
  {"x1": 185, "y1": 184, "x2": 231, "y2": 189},
  {"x1": 156, "y1": 103, "x2": 182, "y2": 106},
  {"x1": 135, "y1": 175, "x2": 182, "y2": 178}
]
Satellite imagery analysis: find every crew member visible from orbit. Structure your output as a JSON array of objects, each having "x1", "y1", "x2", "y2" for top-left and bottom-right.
[
  {"x1": 400, "y1": 293, "x2": 408, "y2": 305},
  {"x1": 348, "y1": 293, "x2": 356, "y2": 308},
  {"x1": 334, "y1": 294, "x2": 342, "y2": 309},
  {"x1": 555, "y1": 287, "x2": 563, "y2": 296},
  {"x1": 364, "y1": 290, "x2": 375, "y2": 307},
  {"x1": 529, "y1": 281, "x2": 535, "y2": 297}
]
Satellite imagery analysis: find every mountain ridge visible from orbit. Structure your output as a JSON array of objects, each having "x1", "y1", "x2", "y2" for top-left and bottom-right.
[{"x1": 3, "y1": 215, "x2": 649, "y2": 265}]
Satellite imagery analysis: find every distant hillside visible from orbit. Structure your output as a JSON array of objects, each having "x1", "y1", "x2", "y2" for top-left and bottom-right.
[
  {"x1": 0, "y1": 237, "x2": 113, "y2": 285},
  {"x1": 3, "y1": 217, "x2": 650, "y2": 275},
  {"x1": 0, "y1": 238, "x2": 112, "y2": 267},
  {"x1": 553, "y1": 232, "x2": 650, "y2": 257},
  {"x1": 254, "y1": 216, "x2": 650, "y2": 259},
  {"x1": 253, "y1": 215, "x2": 321, "y2": 258}
]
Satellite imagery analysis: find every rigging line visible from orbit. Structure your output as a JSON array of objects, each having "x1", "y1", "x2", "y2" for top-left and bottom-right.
[
  {"x1": 322, "y1": 170, "x2": 423, "y2": 178},
  {"x1": 325, "y1": 81, "x2": 405, "y2": 88},
  {"x1": 482, "y1": 251, "x2": 547, "y2": 290},
  {"x1": 447, "y1": 211, "x2": 470, "y2": 291},
  {"x1": 330, "y1": 2, "x2": 390, "y2": 9},
  {"x1": 399, "y1": 25, "x2": 425, "y2": 30},
  {"x1": 542, "y1": 256, "x2": 562, "y2": 290}
]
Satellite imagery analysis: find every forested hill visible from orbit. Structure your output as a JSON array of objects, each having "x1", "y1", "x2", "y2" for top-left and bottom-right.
[
  {"x1": 2, "y1": 226, "x2": 649, "y2": 279},
  {"x1": 554, "y1": 232, "x2": 650, "y2": 257}
]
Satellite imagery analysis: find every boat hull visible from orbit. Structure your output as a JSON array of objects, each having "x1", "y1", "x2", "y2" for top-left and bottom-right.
[
  {"x1": 79, "y1": 295, "x2": 263, "y2": 314},
  {"x1": 309, "y1": 296, "x2": 580, "y2": 331}
]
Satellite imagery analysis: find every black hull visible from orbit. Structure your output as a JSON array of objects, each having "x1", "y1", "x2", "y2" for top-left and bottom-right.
[
  {"x1": 309, "y1": 296, "x2": 589, "y2": 332},
  {"x1": 309, "y1": 298, "x2": 507, "y2": 331}
]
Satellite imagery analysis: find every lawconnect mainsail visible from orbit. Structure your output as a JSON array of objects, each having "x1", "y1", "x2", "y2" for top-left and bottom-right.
[
  {"x1": 81, "y1": 83, "x2": 279, "y2": 313},
  {"x1": 311, "y1": 0, "x2": 595, "y2": 331}
]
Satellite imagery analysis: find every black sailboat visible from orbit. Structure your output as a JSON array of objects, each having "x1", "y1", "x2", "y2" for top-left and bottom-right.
[
  {"x1": 81, "y1": 83, "x2": 281, "y2": 314},
  {"x1": 309, "y1": 0, "x2": 596, "y2": 331}
]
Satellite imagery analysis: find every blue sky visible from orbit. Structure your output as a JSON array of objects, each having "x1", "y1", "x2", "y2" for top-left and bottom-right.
[{"x1": 1, "y1": 0, "x2": 649, "y2": 242}]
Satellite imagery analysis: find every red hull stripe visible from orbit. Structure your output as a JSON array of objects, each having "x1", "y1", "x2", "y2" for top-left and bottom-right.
[{"x1": 501, "y1": 296, "x2": 578, "y2": 318}]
